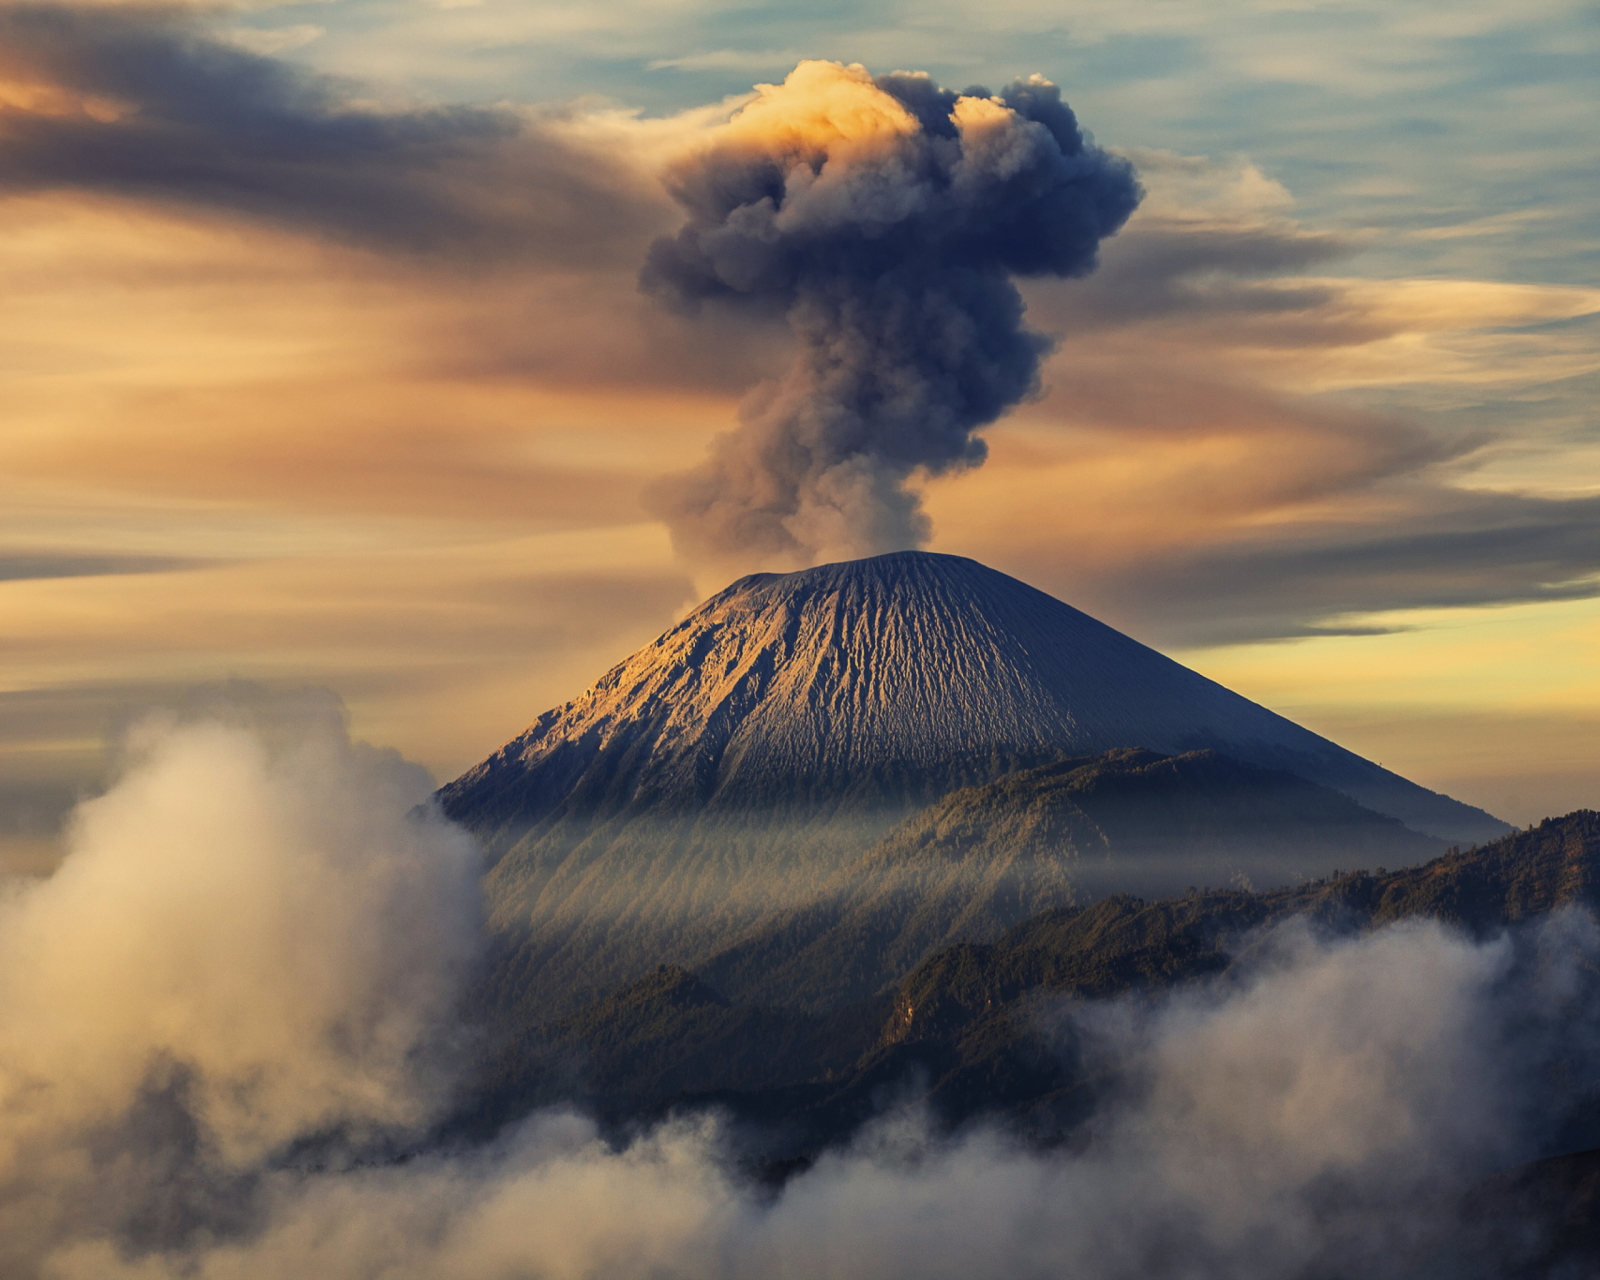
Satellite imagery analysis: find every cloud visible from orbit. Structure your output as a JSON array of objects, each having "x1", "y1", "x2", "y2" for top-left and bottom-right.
[
  {"x1": 0, "y1": 3, "x2": 668, "y2": 262},
  {"x1": 647, "y1": 49, "x2": 802, "y2": 73},
  {"x1": 0, "y1": 692, "x2": 482, "y2": 1271},
  {"x1": 1119, "y1": 490, "x2": 1600, "y2": 645},
  {"x1": 906, "y1": 147, "x2": 1600, "y2": 646},
  {"x1": 218, "y1": 24, "x2": 325, "y2": 56},
  {"x1": 0, "y1": 550, "x2": 208, "y2": 581},
  {"x1": 10, "y1": 876, "x2": 1600, "y2": 1278},
  {"x1": 641, "y1": 60, "x2": 1140, "y2": 572},
  {"x1": 1277, "y1": 706, "x2": 1600, "y2": 830},
  {"x1": 1034, "y1": 147, "x2": 1357, "y2": 329},
  {"x1": 941, "y1": 416, "x2": 1600, "y2": 648}
]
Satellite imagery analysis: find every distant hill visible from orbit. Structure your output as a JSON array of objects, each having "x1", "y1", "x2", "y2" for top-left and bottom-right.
[
  {"x1": 457, "y1": 810, "x2": 1600, "y2": 1170},
  {"x1": 440, "y1": 551, "x2": 1506, "y2": 1022},
  {"x1": 698, "y1": 747, "x2": 1444, "y2": 1011}
]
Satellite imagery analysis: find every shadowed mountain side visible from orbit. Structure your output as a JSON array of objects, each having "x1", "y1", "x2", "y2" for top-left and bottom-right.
[
  {"x1": 463, "y1": 746, "x2": 1442, "y2": 1026},
  {"x1": 456, "y1": 811, "x2": 1600, "y2": 1172},
  {"x1": 1465, "y1": 1146, "x2": 1600, "y2": 1278},
  {"x1": 697, "y1": 748, "x2": 1445, "y2": 1011},
  {"x1": 463, "y1": 785, "x2": 1030, "y2": 1026},
  {"x1": 889, "y1": 809, "x2": 1600, "y2": 1049},
  {"x1": 462, "y1": 964, "x2": 892, "y2": 1143}
]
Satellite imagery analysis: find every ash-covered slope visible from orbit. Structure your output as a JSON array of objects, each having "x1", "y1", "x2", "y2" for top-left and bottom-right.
[
  {"x1": 443, "y1": 551, "x2": 1503, "y2": 850},
  {"x1": 441, "y1": 551, "x2": 1504, "y2": 1021}
]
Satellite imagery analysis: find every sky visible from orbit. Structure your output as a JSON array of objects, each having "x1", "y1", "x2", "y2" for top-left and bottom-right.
[{"x1": 2, "y1": 0, "x2": 1598, "y2": 872}]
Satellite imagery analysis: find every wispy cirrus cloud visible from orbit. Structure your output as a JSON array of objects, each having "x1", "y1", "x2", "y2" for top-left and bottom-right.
[
  {"x1": 218, "y1": 23, "x2": 325, "y2": 56},
  {"x1": 0, "y1": 4, "x2": 669, "y2": 261},
  {"x1": 0, "y1": 551, "x2": 208, "y2": 581},
  {"x1": 646, "y1": 48, "x2": 801, "y2": 73}
]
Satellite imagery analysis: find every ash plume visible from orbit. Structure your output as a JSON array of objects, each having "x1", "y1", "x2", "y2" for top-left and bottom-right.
[{"x1": 642, "y1": 61, "x2": 1141, "y2": 570}]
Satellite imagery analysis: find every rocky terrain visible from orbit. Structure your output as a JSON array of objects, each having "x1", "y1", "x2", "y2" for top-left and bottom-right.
[{"x1": 441, "y1": 552, "x2": 1506, "y2": 1022}]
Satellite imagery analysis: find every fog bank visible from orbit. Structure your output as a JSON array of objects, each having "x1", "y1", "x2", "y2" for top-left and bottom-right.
[
  {"x1": 4, "y1": 699, "x2": 1598, "y2": 1278},
  {"x1": 0, "y1": 699, "x2": 481, "y2": 1273}
]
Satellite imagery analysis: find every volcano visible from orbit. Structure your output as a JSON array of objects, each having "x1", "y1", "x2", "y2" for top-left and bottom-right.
[{"x1": 440, "y1": 551, "x2": 1507, "y2": 1017}]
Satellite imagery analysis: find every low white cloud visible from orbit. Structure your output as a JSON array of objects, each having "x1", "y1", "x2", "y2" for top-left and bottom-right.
[
  {"x1": 6, "y1": 724, "x2": 1597, "y2": 1280},
  {"x1": 0, "y1": 694, "x2": 482, "y2": 1273}
]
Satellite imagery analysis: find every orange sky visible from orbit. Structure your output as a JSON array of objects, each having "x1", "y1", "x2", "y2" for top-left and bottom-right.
[{"x1": 2, "y1": 18, "x2": 1597, "y2": 870}]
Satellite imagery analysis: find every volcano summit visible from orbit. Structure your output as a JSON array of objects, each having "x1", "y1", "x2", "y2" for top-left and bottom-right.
[{"x1": 441, "y1": 551, "x2": 1507, "y2": 1016}]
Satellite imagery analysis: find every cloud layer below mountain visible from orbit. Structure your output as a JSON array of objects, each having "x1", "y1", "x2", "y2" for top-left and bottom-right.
[
  {"x1": 0, "y1": 697, "x2": 483, "y2": 1273},
  {"x1": 5, "y1": 702, "x2": 1598, "y2": 1278}
]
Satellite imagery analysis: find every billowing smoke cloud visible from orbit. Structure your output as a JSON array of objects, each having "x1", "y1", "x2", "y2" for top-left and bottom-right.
[
  {"x1": 0, "y1": 695, "x2": 482, "y2": 1274},
  {"x1": 643, "y1": 61, "x2": 1141, "y2": 569}
]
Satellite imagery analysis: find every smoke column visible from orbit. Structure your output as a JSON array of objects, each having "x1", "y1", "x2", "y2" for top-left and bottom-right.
[{"x1": 643, "y1": 60, "x2": 1141, "y2": 570}]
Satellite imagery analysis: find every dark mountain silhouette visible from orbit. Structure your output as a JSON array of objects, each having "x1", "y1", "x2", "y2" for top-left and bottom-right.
[{"x1": 440, "y1": 552, "x2": 1507, "y2": 1022}]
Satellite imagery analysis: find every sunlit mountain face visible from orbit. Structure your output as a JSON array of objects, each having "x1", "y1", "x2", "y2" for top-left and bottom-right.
[{"x1": 439, "y1": 550, "x2": 1504, "y2": 1023}]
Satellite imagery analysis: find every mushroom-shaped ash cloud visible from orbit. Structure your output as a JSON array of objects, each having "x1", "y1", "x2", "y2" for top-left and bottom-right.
[{"x1": 643, "y1": 60, "x2": 1141, "y2": 569}]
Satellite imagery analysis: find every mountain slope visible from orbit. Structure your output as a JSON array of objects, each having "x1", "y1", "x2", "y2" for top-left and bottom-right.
[
  {"x1": 458, "y1": 811, "x2": 1600, "y2": 1166},
  {"x1": 443, "y1": 551, "x2": 1503, "y2": 847},
  {"x1": 440, "y1": 551, "x2": 1508, "y2": 1020},
  {"x1": 882, "y1": 809, "x2": 1600, "y2": 1072},
  {"x1": 696, "y1": 747, "x2": 1445, "y2": 1011}
]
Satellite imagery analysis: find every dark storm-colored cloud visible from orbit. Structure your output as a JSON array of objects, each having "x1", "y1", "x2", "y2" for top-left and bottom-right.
[
  {"x1": 1103, "y1": 491, "x2": 1600, "y2": 646},
  {"x1": 0, "y1": 4, "x2": 665, "y2": 261},
  {"x1": 641, "y1": 61, "x2": 1140, "y2": 567},
  {"x1": 0, "y1": 552, "x2": 206, "y2": 582},
  {"x1": 1048, "y1": 222, "x2": 1354, "y2": 327},
  {"x1": 1018, "y1": 149, "x2": 1364, "y2": 338}
]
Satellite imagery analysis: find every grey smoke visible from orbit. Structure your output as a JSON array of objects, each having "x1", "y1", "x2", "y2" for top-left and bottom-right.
[{"x1": 642, "y1": 61, "x2": 1141, "y2": 569}]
